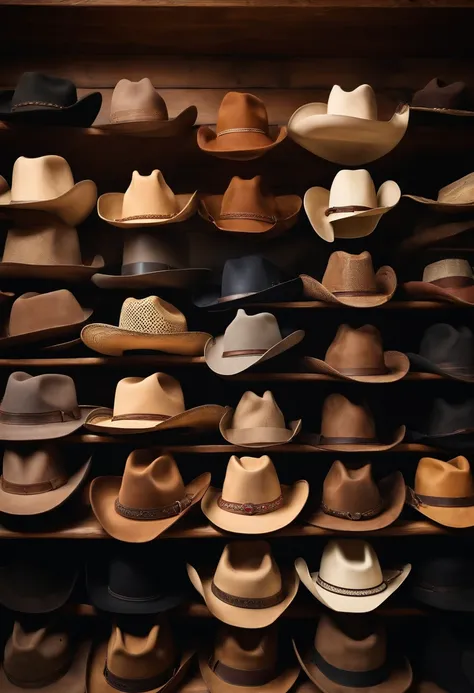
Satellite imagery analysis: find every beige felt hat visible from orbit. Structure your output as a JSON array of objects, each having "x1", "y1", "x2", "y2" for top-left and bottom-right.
[
  {"x1": 0, "y1": 155, "x2": 97, "y2": 226},
  {"x1": 304, "y1": 169, "x2": 400, "y2": 242},
  {"x1": 296, "y1": 539, "x2": 411, "y2": 613},
  {"x1": 288, "y1": 84, "x2": 409, "y2": 165},
  {"x1": 205, "y1": 309, "x2": 304, "y2": 376},
  {"x1": 81, "y1": 296, "x2": 210, "y2": 356},
  {"x1": 404, "y1": 173, "x2": 474, "y2": 212},
  {"x1": 202, "y1": 455, "x2": 308, "y2": 534},
  {"x1": 403, "y1": 259, "x2": 474, "y2": 304},
  {"x1": 187, "y1": 540, "x2": 299, "y2": 628},
  {"x1": 97, "y1": 170, "x2": 197, "y2": 228}
]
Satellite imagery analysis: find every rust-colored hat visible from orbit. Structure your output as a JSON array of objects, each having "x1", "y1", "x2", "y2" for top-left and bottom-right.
[
  {"x1": 411, "y1": 78, "x2": 474, "y2": 117},
  {"x1": 197, "y1": 92, "x2": 287, "y2": 161},
  {"x1": 306, "y1": 460, "x2": 405, "y2": 531},
  {"x1": 402, "y1": 259, "x2": 474, "y2": 305},
  {"x1": 404, "y1": 173, "x2": 474, "y2": 212},
  {"x1": 301, "y1": 251, "x2": 397, "y2": 307},
  {"x1": 304, "y1": 325, "x2": 409, "y2": 382}
]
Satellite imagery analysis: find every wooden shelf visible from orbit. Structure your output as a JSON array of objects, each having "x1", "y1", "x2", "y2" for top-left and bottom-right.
[
  {"x1": 0, "y1": 1, "x2": 470, "y2": 7},
  {"x1": 0, "y1": 356, "x2": 205, "y2": 368},
  {"x1": 250, "y1": 301, "x2": 459, "y2": 310}
]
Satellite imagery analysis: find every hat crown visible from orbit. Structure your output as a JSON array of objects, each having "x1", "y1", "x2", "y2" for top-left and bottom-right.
[
  {"x1": 221, "y1": 455, "x2": 282, "y2": 505},
  {"x1": 10, "y1": 155, "x2": 75, "y2": 203},
  {"x1": 1, "y1": 371, "x2": 80, "y2": 415},
  {"x1": 221, "y1": 255, "x2": 285, "y2": 297},
  {"x1": 414, "y1": 555, "x2": 474, "y2": 588},
  {"x1": 2, "y1": 220, "x2": 83, "y2": 267},
  {"x1": 118, "y1": 450, "x2": 187, "y2": 510},
  {"x1": 414, "y1": 456, "x2": 474, "y2": 498},
  {"x1": 328, "y1": 170, "x2": 378, "y2": 209},
  {"x1": 2, "y1": 445, "x2": 66, "y2": 488},
  {"x1": 321, "y1": 394, "x2": 376, "y2": 439},
  {"x1": 327, "y1": 84, "x2": 378, "y2": 120},
  {"x1": 325, "y1": 324, "x2": 386, "y2": 371},
  {"x1": 319, "y1": 539, "x2": 384, "y2": 590},
  {"x1": 118, "y1": 296, "x2": 187, "y2": 335},
  {"x1": 213, "y1": 541, "x2": 282, "y2": 599},
  {"x1": 122, "y1": 231, "x2": 186, "y2": 271},
  {"x1": 220, "y1": 177, "x2": 277, "y2": 219},
  {"x1": 438, "y1": 173, "x2": 474, "y2": 204},
  {"x1": 322, "y1": 251, "x2": 378, "y2": 294},
  {"x1": 419, "y1": 324, "x2": 474, "y2": 369},
  {"x1": 315, "y1": 615, "x2": 386, "y2": 673},
  {"x1": 111, "y1": 373, "x2": 185, "y2": 419},
  {"x1": 121, "y1": 171, "x2": 179, "y2": 219},
  {"x1": 107, "y1": 624, "x2": 176, "y2": 680},
  {"x1": 8, "y1": 290, "x2": 85, "y2": 337},
  {"x1": 217, "y1": 92, "x2": 270, "y2": 134},
  {"x1": 4, "y1": 622, "x2": 73, "y2": 686},
  {"x1": 222, "y1": 310, "x2": 283, "y2": 353},
  {"x1": 232, "y1": 391, "x2": 286, "y2": 430},
  {"x1": 322, "y1": 461, "x2": 382, "y2": 515},
  {"x1": 107, "y1": 555, "x2": 167, "y2": 601},
  {"x1": 110, "y1": 78, "x2": 168, "y2": 122},
  {"x1": 11, "y1": 72, "x2": 78, "y2": 110},
  {"x1": 428, "y1": 398, "x2": 474, "y2": 434},
  {"x1": 412, "y1": 77, "x2": 467, "y2": 109},
  {"x1": 423, "y1": 259, "x2": 474, "y2": 283},
  {"x1": 213, "y1": 624, "x2": 278, "y2": 671}
]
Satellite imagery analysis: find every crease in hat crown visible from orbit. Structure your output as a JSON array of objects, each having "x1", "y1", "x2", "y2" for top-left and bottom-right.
[
  {"x1": 106, "y1": 623, "x2": 177, "y2": 681},
  {"x1": 110, "y1": 373, "x2": 185, "y2": 419},
  {"x1": 322, "y1": 461, "x2": 383, "y2": 517},
  {"x1": 1, "y1": 372, "x2": 80, "y2": 416},
  {"x1": 220, "y1": 176, "x2": 278, "y2": 221},
  {"x1": 7, "y1": 156, "x2": 77, "y2": 203},
  {"x1": 216, "y1": 92, "x2": 271, "y2": 136},
  {"x1": 319, "y1": 539, "x2": 385, "y2": 591},
  {"x1": 232, "y1": 391, "x2": 287, "y2": 429},
  {"x1": 322, "y1": 251, "x2": 379, "y2": 294},
  {"x1": 212, "y1": 623, "x2": 279, "y2": 674},
  {"x1": 118, "y1": 171, "x2": 180, "y2": 221},
  {"x1": 222, "y1": 310, "x2": 283, "y2": 355},
  {"x1": 327, "y1": 84, "x2": 378, "y2": 119},
  {"x1": 118, "y1": 296, "x2": 188, "y2": 335},
  {"x1": 321, "y1": 394, "x2": 377, "y2": 440},
  {"x1": 2, "y1": 446, "x2": 68, "y2": 492},
  {"x1": 8, "y1": 290, "x2": 86, "y2": 337},
  {"x1": 221, "y1": 455, "x2": 282, "y2": 506},
  {"x1": 109, "y1": 78, "x2": 169, "y2": 123},
  {"x1": 313, "y1": 614, "x2": 388, "y2": 673},
  {"x1": 213, "y1": 541, "x2": 283, "y2": 600},
  {"x1": 423, "y1": 259, "x2": 474, "y2": 283},
  {"x1": 414, "y1": 456, "x2": 474, "y2": 498},
  {"x1": 328, "y1": 169, "x2": 379, "y2": 214},
  {"x1": 325, "y1": 325, "x2": 388, "y2": 373}
]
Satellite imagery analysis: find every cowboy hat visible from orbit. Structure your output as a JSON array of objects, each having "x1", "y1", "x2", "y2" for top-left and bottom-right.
[
  {"x1": 98, "y1": 170, "x2": 197, "y2": 228},
  {"x1": 84, "y1": 372, "x2": 225, "y2": 434},
  {"x1": 407, "y1": 324, "x2": 474, "y2": 381},
  {"x1": 202, "y1": 455, "x2": 308, "y2": 534},
  {"x1": 219, "y1": 391, "x2": 301, "y2": 448},
  {"x1": 205, "y1": 309, "x2": 304, "y2": 376},
  {"x1": 0, "y1": 555, "x2": 77, "y2": 612},
  {"x1": 197, "y1": 92, "x2": 287, "y2": 161},
  {"x1": 81, "y1": 296, "x2": 210, "y2": 357},
  {"x1": 306, "y1": 460, "x2": 406, "y2": 532},
  {"x1": 412, "y1": 555, "x2": 474, "y2": 611},
  {"x1": 399, "y1": 218, "x2": 474, "y2": 253},
  {"x1": 301, "y1": 251, "x2": 397, "y2": 307},
  {"x1": 304, "y1": 169, "x2": 400, "y2": 242},
  {"x1": 411, "y1": 78, "x2": 474, "y2": 117},
  {"x1": 404, "y1": 173, "x2": 474, "y2": 212},
  {"x1": 187, "y1": 540, "x2": 299, "y2": 628},
  {"x1": 304, "y1": 324, "x2": 409, "y2": 383},
  {"x1": 90, "y1": 450, "x2": 211, "y2": 542},
  {"x1": 97, "y1": 78, "x2": 197, "y2": 135},
  {"x1": 288, "y1": 84, "x2": 409, "y2": 165},
  {"x1": 408, "y1": 398, "x2": 474, "y2": 451},
  {"x1": 419, "y1": 626, "x2": 474, "y2": 693},
  {"x1": 403, "y1": 259, "x2": 474, "y2": 304},
  {"x1": 296, "y1": 539, "x2": 411, "y2": 613}
]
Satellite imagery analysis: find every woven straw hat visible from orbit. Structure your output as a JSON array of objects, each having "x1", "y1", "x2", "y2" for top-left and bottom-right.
[
  {"x1": 403, "y1": 259, "x2": 474, "y2": 304},
  {"x1": 405, "y1": 173, "x2": 474, "y2": 211}
]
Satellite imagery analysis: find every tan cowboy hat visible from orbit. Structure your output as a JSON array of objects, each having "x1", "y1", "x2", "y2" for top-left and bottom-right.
[
  {"x1": 403, "y1": 259, "x2": 474, "y2": 304},
  {"x1": 306, "y1": 460, "x2": 406, "y2": 532},
  {"x1": 97, "y1": 78, "x2": 197, "y2": 136},
  {"x1": 404, "y1": 173, "x2": 474, "y2": 212},
  {"x1": 406, "y1": 456, "x2": 474, "y2": 528},
  {"x1": 81, "y1": 296, "x2": 210, "y2": 357},
  {"x1": 0, "y1": 446, "x2": 91, "y2": 516},
  {"x1": 202, "y1": 455, "x2": 308, "y2": 534},
  {"x1": 301, "y1": 251, "x2": 397, "y2": 307},
  {"x1": 205, "y1": 309, "x2": 304, "y2": 376},
  {"x1": 98, "y1": 170, "x2": 197, "y2": 228},
  {"x1": 288, "y1": 84, "x2": 409, "y2": 165},
  {"x1": 219, "y1": 391, "x2": 301, "y2": 447},
  {"x1": 304, "y1": 325, "x2": 409, "y2": 383},
  {"x1": 304, "y1": 169, "x2": 400, "y2": 242},
  {"x1": 90, "y1": 450, "x2": 210, "y2": 542},
  {"x1": 296, "y1": 539, "x2": 411, "y2": 613},
  {"x1": 0, "y1": 155, "x2": 97, "y2": 226},
  {"x1": 84, "y1": 372, "x2": 225, "y2": 434},
  {"x1": 199, "y1": 176, "x2": 301, "y2": 236},
  {"x1": 187, "y1": 540, "x2": 299, "y2": 628},
  {"x1": 197, "y1": 92, "x2": 287, "y2": 161}
]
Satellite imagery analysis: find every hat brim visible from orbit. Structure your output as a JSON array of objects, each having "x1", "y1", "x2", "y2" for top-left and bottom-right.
[
  {"x1": 412, "y1": 583, "x2": 474, "y2": 611},
  {"x1": 302, "y1": 425, "x2": 406, "y2": 453},
  {"x1": 219, "y1": 408, "x2": 302, "y2": 448},
  {"x1": 92, "y1": 267, "x2": 211, "y2": 290},
  {"x1": 97, "y1": 106, "x2": 198, "y2": 136},
  {"x1": 399, "y1": 220, "x2": 474, "y2": 253},
  {"x1": 201, "y1": 480, "x2": 309, "y2": 534},
  {"x1": 81, "y1": 323, "x2": 211, "y2": 357},
  {"x1": 197, "y1": 126, "x2": 287, "y2": 161},
  {"x1": 0, "y1": 257, "x2": 104, "y2": 282},
  {"x1": 407, "y1": 353, "x2": 474, "y2": 382},
  {"x1": 295, "y1": 557, "x2": 411, "y2": 613},
  {"x1": 84, "y1": 404, "x2": 226, "y2": 434},
  {"x1": 0, "y1": 91, "x2": 102, "y2": 128},
  {"x1": 41, "y1": 338, "x2": 83, "y2": 353},
  {"x1": 411, "y1": 105, "x2": 474, "y2": 117},
  {"x1": 0, "y1": 566, "x2": 77, "y2": 613},
  {"x1": 0, "y1": 307, "x2": 93, "y2": 351},
  {"x1": 408, "y1": 429, "x2": 474, "y2": 452},
  {"x1": 287, "y1": 103, "x2": 409, "y2": 165},
  {"x1": 305, "y1": 472, "x2": 406, "y2": 532},
  {"x1": 406, "y1": 487, "x2": 474, "y2": 528},
  {"x1": 304, "y1": 351, "x2": 410, "y2": 383},
  {"x1": 194, "y1": 277, "x2": 303, "y2": 310},
  {"x1": 205, "y1": 331, "x2": 305, "y2": 376},
  {"x1": 90, "y1": 472, "x2": 211, "y2": 543},
  {"x1": 403, "y1": 194, "x2": 474, "y2": 213},
  {"x1": 300, "y1": 266, "x2": 397, "y2": 307},
  {"x1": 402, "y1": 281, "x2": 474, "y2": 305},
  {"x1": 97, "y1": 192, "x2": 198, "y2": 228},
  {"x1": 0, "y1": 405, "x2": 96, "y2": 442},
  {"x1": 198, "y1": 196, "x2": 301, "y2": 235}
]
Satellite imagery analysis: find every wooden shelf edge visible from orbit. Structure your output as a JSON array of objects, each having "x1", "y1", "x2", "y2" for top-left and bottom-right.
[
  {"x1": 0, "y1": 1, "x2": 471, "y2": 7},
  {"x1": 0, "y1": 356, "x2": 205, "y2": 367}
]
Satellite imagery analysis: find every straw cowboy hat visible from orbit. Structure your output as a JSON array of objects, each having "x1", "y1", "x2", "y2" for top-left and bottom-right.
[
  {"x1": 411, "y1": 77, "x2": 474, "y2": 117},
  {"x1": 288, "y1": 84, "x2": 409, "y2": 165},
  {"x1": 304, "y1": 324, "x2": 409, "y2": 383},
  {"x1": 411, "y1": 555, "x2": 474, "y2": 612},
  {"x1": 304, "y1": 169, "x2": 401, "y2": 242},
  {"x1": 0, "y1": 372, "x2": 95, "y2": 441},
  {"x1": 306, "y1": 460, "x2": 406, "y2": 532},
  {"x1": 202, "y1": 455, "x2": 308, "y2": 534},
  {"x1": 219, "y1": 391, "x2": 301, "y2": 448},
  {"x1": 0, "y1": 446, "x2": 91, "y2": 516},
  {"x1": 301, "y1": 251, "x2": 397, "y2": 307},
  {"x1": 90, "y1": 449, "x2": 211, "y2": 542},
  {"x1": 0, "y1": 622, "x2": 91, "y2": 693},
  {"x1": 198, "y1": 92, "x2": 287, "y2": 161},
  {"x1": 0, "y1": 155, "x2": 97, "y2": 226},
  {"x1": 408, "y1": 398, "x2": 474, "y2": 451},
  {"x1": 187, "y1": 540, "x2": 299, "y2": 628},
  {"x1": 403, "y1": 259, "x2": 474, "y2": 304},
  {"x1": 400, "y1": 218, "x2": 474, "y2": 253},
  {"x1": 200, "y1": 624, "x2": 300, "y2": 693},
  {"x1": 199, "y1": 176, "x2": 301, "y2": 236},
  {"x1": 293, "y1": 614, "x2": 413, "y2": 693},
  {"x1": 296, "y1": 539, "x2": 411, "y2": 613},
  {"x1": 98, "y1": 170, "x2": 197, "y2": 228},
  {"x1": 97, "y1": 77, "x2": 197, "y2": 135},
  {"x1": 407, "y1": 324, "x2": 474, "y2": 381},
  {"x1": 205, "y1": 309, "x2": 304, "y2": 376},
  {"x1": 81, "y1": 296, "x2": 210, "y2": 357},
  {"x1": 84, "y1": 372, "x2": 225, "y2": 434},
  {"x1": 405, "y1": 173, "x2": 474, "y2": 212}
]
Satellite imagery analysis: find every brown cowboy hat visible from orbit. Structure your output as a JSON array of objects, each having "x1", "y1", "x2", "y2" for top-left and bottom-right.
[
  {"x1": 404, "y1": 173, "x2": 474, "y2": 212},
  {"x1": 402, "y1": 259, "x2": 474, "y2": 304},
  {"x1": 90, "y1": 450, "x2": 210, "y2": 542},
  {"x1": 306, "y1": 460, "x2": 405, "y2": 532},
  {"x1": 399, "y1": 218, "x2": 474, "y2": 253},
  {"x1": 411, "y1": 78, "x2": 474, "y2": 117},
  {"x1": 0, "y1": 556, "x2": 78, "y2": 612}
]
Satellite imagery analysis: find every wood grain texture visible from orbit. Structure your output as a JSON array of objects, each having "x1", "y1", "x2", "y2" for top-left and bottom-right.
[{"x1": 0, "y1": 1, "x2": 471, "y2": 6}]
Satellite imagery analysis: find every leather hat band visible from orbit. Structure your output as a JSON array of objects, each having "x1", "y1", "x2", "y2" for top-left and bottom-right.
[
  {"x1": 316, "y1": 572, "x2": 402, "y2": 597},
  {"x1": 121, "y1": 262, "x2": 175, "y2": 276},
  {"x1": 111, "y1": 413, "x2": 170, "y2": 423},
  {"x1": 318, "y1": 436, "x2": 379, "y2": 445},
  {"x1": 325, "y1": 205, "x2": 372, "y2": 216},
  {"x1": 1, "y1": 475, "x2": 68, "y2": 496},
  {"x1": 114, "y1": 493, "x2": 194, "y2": 521},
  {"x1": 211, "y1": 659, "x2": 276, "y2": 686},
  {"x1": 115, "y1": 214, "x2": 175, "y2": 222},
  {"x1": 408, "y1": 487, "x2": 474, "y2": 508},
  {"x1": 12, "y1": 101, "x2": 64, "y2": 111},
  {"x1": 218, "y1": 494, "x2": 283, "y2": 516},
  {"x1": 219, "y1": 213, "x2": 277, "y2": 223},
  {"x1": 320, "y1": 501, "x2": 383, "y2": 521},
  {"x1": 217, "y1": 128, "x2": 267, "y2": 137},
  {"x1": 103, "y1": 662, "x2": 175, "y2": 692},
  {"x1": 311, "y1": 648, "x2": 389, "y2": 687},
  {"x1": 222, "y1": 349, "x2": 267, "y2": 358},
  {"x1": 430, "y1": 276, "x2": 474, "y2": 289},
  {"x1": 211, "y1": 581, "x2": 284, "y2": 609},
  {"x1": 0, "y1": 407, "x2": 81, "y2": 425}
]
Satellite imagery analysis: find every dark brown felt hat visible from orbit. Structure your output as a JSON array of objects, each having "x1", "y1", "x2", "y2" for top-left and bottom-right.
[
  {"x1": 411, "y1": 78, "x2": 474, "y2": 117},
  {"x1": 0, "y1": 556, "x2": 78, "y2": 612}
]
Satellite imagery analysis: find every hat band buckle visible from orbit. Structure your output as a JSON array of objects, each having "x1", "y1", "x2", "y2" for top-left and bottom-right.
[
  {"x1": 325, "y1": 205, "x2": 372, "y2": 216},
  {"x1": 114, "y1": 493, "x2": 194, "y2": 520},
  {"x1": 0, "y1": 407, "x2": 81, "y2": 425},
  {"x1": 211, "y1": 581, "x2": 285, "y2": 609},
  {"x1": 310, "y1": 648, "x2": 390, "y2": 688},
  {"x1": 211, "y1": 658, "x2": 276, "y2": 687},
  {"x1": 103, "y1": 661, "x2": 176, "y2": 693},
  {"x1": 1, "y1": 474, "x2": 68, "y2": 496},
  {"x1": 217, "y1": 493, "x2": 283, "y2": 516},
  {"x1": 320, "y1": 500, "x2": 383, "y2": 521}
]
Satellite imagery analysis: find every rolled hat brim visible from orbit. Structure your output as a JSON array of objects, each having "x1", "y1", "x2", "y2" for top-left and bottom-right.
[
  {"x1": 81, "y1": 323, "x2": 211, "y2": 357},
  {"x1": 403, "y1": 194, "x2": 474, "y2": 213},
  {"x1": 92, "y1": 267, "x2": 211, "y2": 290},
  {"x1": 0, "y1": 566, "x2": 78, "y2": 613},
  {"x1": 407, "y1": 352, "x2": 474, "y2": 382},
  {"x1": 84, "y1": 404, "x2": 226, "y2": 434},
  {"x1": 194, "y1": 276, "x2": 303, "y2": 310},
  {"x1": 0, "y1": 405, "x2": 96, "y2": 442},
  {"x1": 402, "y1": 281, "x2": 474, "y2": 305},
  {"x1": 0, "y1": 256, "x2": 104, "y2": 282},
  {"x1": 97, "y1": 105, "x2": 197, "y2": 136},
  {"x1": 304, "y1": 351, "x2": 409, "y2": 383},
  {"x1": 219, "y1": 408, "x2": 302, "y2": 448},
  {"x1": 198, "y1": 195, "x2": 301, "y2": 235},
  {"x1": 0, "y1": 307, "x2": 93, "y2": 351},
  {"x1": 412, "y1": 583, "x2": 474, "y2": 611},
  {"x1": 300, "y1": 266, "x2": 397, "y2": 307},
  {"x1": 301, "y1": 425, "x2": 406, "y2": 453},
  {"x1": 197, "y1": 126, "x2": 287, "y2": 161},
  {"x1": 0, "y1": 91, "x2": 102, "y2": 128},
  {"x1": 97, "y1": 191, "x2": 197, "y2": 228}
]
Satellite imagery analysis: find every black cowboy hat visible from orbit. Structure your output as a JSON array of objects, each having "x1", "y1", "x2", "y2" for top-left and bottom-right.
[
  {"x1": 419, "y1": 625, "x2": 474, "y2": 693},
  {"x1": 407, "y1": 324, "x2": 474, "y2": 382},
  {"x1": 408, "y1": 398, "x2": 474, "y2": 451},
  {"x1": 412, "y1": 555, "x2": 474, "y2": 612}
]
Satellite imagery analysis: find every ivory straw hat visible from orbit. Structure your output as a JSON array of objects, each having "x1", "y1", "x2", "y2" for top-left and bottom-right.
[
  {"x1": 187, "y1": 540, "x2": 299, "y2": 628},
  {"x1": 202, "y1": 455, "x2": 308, "y2": 534},
  {"x1": 288, "y1": 84, "x2": 409, "y2": 165},
  {"x1": 407, "y1": 324, "x2": 474, "y2": 381},
  {"x1": 304, "y1": 169, "x2": 400, "y2": 242},
  {"x1": 404, "y1": 173, "x2": 474, "y2": 212},
  {"x1": 403, "y1": 259, "x2": 474, "y2": 304},
  {"x1": 296, "y1": 539, "x2": 411, "y2": 613}
]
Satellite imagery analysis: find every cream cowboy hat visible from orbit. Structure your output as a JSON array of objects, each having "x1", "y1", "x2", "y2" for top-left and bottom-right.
[
  {"x1": 288, "y1": 84, "x2": 409, "y2": 165},
  {"x1": 304, "y1": 169, "x2": 401, "y2": 242},
  {"x1": 404, "y1": 173, "x2": 474, "y2": 212}
]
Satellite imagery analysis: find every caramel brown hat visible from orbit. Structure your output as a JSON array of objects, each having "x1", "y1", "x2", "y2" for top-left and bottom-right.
[
  {"x1": 402, "y1": 259, "x2": 474, "y2": 305},
  {"x1": 301, "y1": 251, "x2": 397, "y2": 307},
  {"x1": 187, "y1": 540, "x2": 299, "y2": 628},
  {"x1": 202, "y1": 455, "x2": 308, "y2": 534},
  {"x1": 304, "y1": 325, "x2": 409, "y2": 383},
  {"x1": 404, "y1": 173, "x2": 474, "y2": 212},
  {"x1": 306, "y1": 460, "x2": 405, "y2": 532},
  {"x1": 90, "y1": 449, "x2": 210, "y2": 542},
  {"x1": 198, "y1": 92, "x2": 287, "y2": 161},
  {"x1": 219, "y1": 391, "x2": 302, "y2": 448}
]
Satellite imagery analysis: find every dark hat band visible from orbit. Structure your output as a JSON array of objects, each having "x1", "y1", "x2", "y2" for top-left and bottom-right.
[
  {"x1": 415, "y1": 580, "x2": 474, "y2": 592},
  {"x1": 107, "y1": 586, "x2": 165, "y2": 603},
  {"x1": 219, "y1": 213, "x2": 277, "y2": 223},
  {"x1": 211, "y1": 658, "x2": 276, "y2": 686},
  {"x1": 111, "y1": 413, "x2": 170, "y2": 423},
  {"x1": 317, "y1": 436, "x2": 379, "y2": 445},
  {"x1": 5, "y1": 655, "x2": 73, "y2": 688},
  {"x1": 223, "y1": 349, "x2": 268, "y2": 358},
  {"x1": 408, "y1": 487, "x2": 474, "y2": 509},
  {"x1": 217, "y1": 128, "x2": 267, "y2": 137},
  {"x1": 325, "y1": 205, "x2": 372, "y2": 216},
  {"x1": 310, "y1": 648, "x2": 389, "y2": 688},
  {"x1": 114, "y1": 493, "x2": 194, "y2": 521},
  {"x1": 0, "y1": 407, "x2": 81, "y2": 425},
  {"x1": 320, "y1": 500, "x2": 383, "y2": 521},
  {"x1": 121, "y1": 262, "x2": 175, "y2": 276},
  {"x1": 1, "y1": 475, "x2": 68, "y2": 496},
  {"x1": 217, "y1": 494, "x2": 283, "y2": 516},
  {"x1": 211, "y1": 581, "x2": 285, "y2": 609},
  {"x1": 103, "y1": 662, "x2": 176, "y2": 693},
  {"x1": 316, "y1": 572, "x2": 402, "y2": 597},
  {"x1": 115, "y1": 214, "x2": 175, "y2": 222}
]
